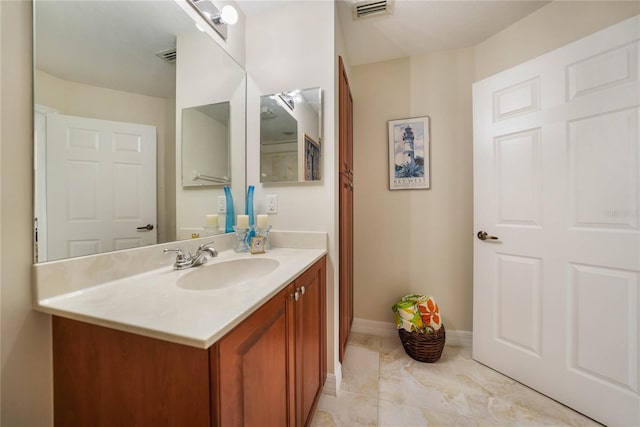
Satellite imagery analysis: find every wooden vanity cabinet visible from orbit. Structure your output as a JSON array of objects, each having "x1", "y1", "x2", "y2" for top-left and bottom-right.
[
  {"x1": 212, "y1": 280, "x2": 292, "y2": 426},
  {"x1": 213, "y1": 255, "x2": 326, "y2": 427},
  {"x1": 52, "y1": 316, "x2": 212, "y2": 426},
  {"x1": 52, "y1": 256, "x2": 326, "y2": 427},
  {"x1": 293, "y1": 255, "x2": 327, "y2": 427}
]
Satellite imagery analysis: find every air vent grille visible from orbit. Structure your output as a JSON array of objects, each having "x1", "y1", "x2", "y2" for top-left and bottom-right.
[
  {"x1": 155, "y1": 48, "x2": 176, "y2": 64},
  {"x1": 260, "y1": 106, "x2": 277, "y2": 120},
  {"x1": 352, "y1": 0, "x2": 393, "y2": 20}
]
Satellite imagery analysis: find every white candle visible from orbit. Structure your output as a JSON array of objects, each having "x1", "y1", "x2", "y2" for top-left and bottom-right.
[
  {"x1": 257, "y1": 214, "x2": 268, "y2": 228},
  {"x1": 236, "y1": 214, "x2": 249, "y2": 229},
  {"x1": 206, "y1": 214, "x2": 218, "y2": 228}
]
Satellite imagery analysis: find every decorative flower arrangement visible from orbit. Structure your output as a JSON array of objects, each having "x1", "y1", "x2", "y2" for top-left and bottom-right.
[{"x1": 392, "y1": 294, "x2": 442, "y2": 334}]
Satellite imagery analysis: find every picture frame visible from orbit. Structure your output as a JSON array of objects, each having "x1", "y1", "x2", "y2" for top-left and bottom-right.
[
  {"x1": 304, "y1": 133, "x2": 321, "y2": 181},
  {"x1": 388, "y1": 116, "x2": 430, "y2": 190}
]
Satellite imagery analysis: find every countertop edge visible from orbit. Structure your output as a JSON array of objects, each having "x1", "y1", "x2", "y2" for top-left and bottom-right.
[{"x1": 35, "y1": 249, "x2": 327, "y2": 349}]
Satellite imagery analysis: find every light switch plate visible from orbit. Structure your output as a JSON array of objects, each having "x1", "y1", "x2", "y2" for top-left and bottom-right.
[
  {"x1": 217, "y1": 196, "x2": 226, "y2": 213},
  {"x1": 266, "y1": 195, "x2": 278, "y2": 214}
]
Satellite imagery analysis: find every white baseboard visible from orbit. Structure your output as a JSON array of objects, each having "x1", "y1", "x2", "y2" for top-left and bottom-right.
[
  {"x1": 322, "y1": 364, "x2": 341, "y2": 396},
  {"x1": 323, "y1": 374, "x2": 337, "y2": 396},
  {"x1": 351, "y1": 317, "x2": 472, "y2": 348},
  {"x1": 446, "y1": 330, "x2": 473, "y2": 348},
  {"x1": 351, "y1": 317, "x2": 397, "y2": 337}
]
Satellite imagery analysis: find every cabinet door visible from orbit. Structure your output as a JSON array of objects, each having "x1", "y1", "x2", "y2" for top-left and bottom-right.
[
  {"x1": 294, "y1": 257, "x2": 327, "y2": 426},
  {"x1": 338, "y1": 55, "x2": 354, "y2": 363},
  {"x1": 215, "y1": 286, "x2": 294, "y2": 427},
  {"x1": 339, "y1": 172, "x2": 354, "y2": 363},
  {"x1": 52, "y1": 317, "x2": 210, "y2": 427}
]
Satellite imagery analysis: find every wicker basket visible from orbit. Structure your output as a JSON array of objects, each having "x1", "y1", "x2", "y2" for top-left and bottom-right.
[{"x1": 398, "y1": 324, "x2": 446, "y2": 363}]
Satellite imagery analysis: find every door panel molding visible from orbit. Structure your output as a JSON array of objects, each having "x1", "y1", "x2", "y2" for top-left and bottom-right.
[{"x1": 473, "y1": 16, "x2": 640, "y2": 426}]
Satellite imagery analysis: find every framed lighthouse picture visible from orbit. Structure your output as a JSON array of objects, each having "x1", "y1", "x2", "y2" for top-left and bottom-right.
[{"x1": 388, "y1": 116, "x2": 430, "y2": 190}]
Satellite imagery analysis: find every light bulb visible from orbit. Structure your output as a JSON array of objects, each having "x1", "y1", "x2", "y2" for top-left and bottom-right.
[{"x1": 220, "y1": 5, "x2": 238, "y2": 25}]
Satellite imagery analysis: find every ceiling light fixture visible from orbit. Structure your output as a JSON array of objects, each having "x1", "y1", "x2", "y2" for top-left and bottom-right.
[
  {"x1": 188, "y1": 0, "x2": 238, "y2": 40},
  {"x1": 218, "y1": 5, "x2": 238, "y2": 25}
]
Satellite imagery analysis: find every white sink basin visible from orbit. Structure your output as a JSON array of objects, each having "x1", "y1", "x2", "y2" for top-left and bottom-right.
[{"x1": 177, "y1": 258, "x2": 280, "y2": 291}]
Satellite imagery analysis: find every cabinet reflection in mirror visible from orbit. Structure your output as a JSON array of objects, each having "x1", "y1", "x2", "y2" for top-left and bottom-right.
[
  {"x1": 33, "y1": 0, "x2": 246, "y2": 263},
  {"x1": 182, "y1": 102, "x2": 231, "y2": 187},
  {"x1": 260, "y1": 88, "x2": 322, "y2": 183}
]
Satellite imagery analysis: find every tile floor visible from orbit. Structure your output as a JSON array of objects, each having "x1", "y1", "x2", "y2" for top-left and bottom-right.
[{"x1": 311, "y1": 332, "x2": 601, "y2": 426}]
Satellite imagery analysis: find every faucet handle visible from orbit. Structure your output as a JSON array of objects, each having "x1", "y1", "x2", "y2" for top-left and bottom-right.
[
  {"x1": 164, "y1": 248, "x2": 189, "y2": 262},
  {"x1": 164, "y1": 248, "x2": 194, "y2": 270},
  {"x1": 163, "y1": 248, "x2": 184, "y2": 258},
  {"x1": 198, "y1": 241, "x2": 218, "y2": 256},
  {"x1": 198, "y1": 241, "x2": 216, "y2": 250}
]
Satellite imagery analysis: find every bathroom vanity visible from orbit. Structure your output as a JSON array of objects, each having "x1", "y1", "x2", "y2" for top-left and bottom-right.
[{"x1": 34, "y1": 237, "x2": 327, "y2": 427}]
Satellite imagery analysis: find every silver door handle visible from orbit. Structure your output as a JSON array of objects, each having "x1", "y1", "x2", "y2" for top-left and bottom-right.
[{"x1": 477, "y1": 231, "x2": 499, "y2": 241}]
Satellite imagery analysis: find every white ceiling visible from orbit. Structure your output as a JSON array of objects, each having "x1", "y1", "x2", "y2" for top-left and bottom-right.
[
  {"x1": 36, "y1": 1, "x2": 550, "y2": 98},
  {"x1": 35, "y1": 1, "x2": 197, "y2": 98},
  {"x1": 238, "y1": 0, "x2": 550, "y2": 66},
  {"x1": 337, "y1": 0, "x2": 550, "y2": 65}
]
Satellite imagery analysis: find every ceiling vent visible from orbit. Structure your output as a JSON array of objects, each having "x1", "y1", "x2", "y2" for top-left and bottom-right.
[
  {"x1": 352, "y1": 0, "x2": 393, "y2": 20},
  {"x1": 155, "y1": 48, "x2": 176, "y2": 64},
  {"x1": 260, "y1": 106, "x2": 277, "y2": 120}
]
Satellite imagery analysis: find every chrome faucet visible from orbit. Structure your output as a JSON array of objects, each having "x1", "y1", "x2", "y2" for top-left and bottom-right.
[{"x1": 164, "y1": 242, "x2": 218, "y2": 270}]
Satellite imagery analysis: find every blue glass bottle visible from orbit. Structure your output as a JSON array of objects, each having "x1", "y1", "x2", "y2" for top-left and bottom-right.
[
  {"x1": 224, "y1": 186, "x2": 235, "y2": 233},
  {"x1": 246, "y1": 185, "x2": 255, "y2": 237}
]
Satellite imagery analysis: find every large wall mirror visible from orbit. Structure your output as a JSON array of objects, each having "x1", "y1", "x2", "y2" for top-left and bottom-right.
[
  {"x1": 260, "y1": 88, "x2": 322, "y2": 183},
  {"x1": 34, "y1": 0, "x2": 246, "y2": 263}
]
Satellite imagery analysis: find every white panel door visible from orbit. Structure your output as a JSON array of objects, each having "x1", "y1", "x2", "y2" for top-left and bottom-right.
[
  {"x1": 46, "y1": 114, "x2": 156, "y2": 261},
  {"x1": 473, "y1": 16, "x2": 639, "y2": 426}
]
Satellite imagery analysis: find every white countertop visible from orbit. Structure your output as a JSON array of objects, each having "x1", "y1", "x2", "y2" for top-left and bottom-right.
[{"x1": 35, "y1": 248, "x2": 326, "y2": 349}]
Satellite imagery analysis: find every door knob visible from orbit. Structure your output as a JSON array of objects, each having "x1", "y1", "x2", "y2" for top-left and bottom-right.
[
  {"x1": 137, "y1": 224, "x2": 154, "y2": 231},
  {"x1": 477, "y1": 230, "x2": 499, "y2": 241}
]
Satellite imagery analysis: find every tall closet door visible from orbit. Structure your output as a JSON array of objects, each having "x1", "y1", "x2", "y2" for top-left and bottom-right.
[{"x1": 339, "y1": 56, "x2": 354, "y2": 363}]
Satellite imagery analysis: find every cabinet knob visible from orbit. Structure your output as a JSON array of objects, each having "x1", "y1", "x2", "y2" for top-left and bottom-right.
[
  {"x1": 300, "y1": 286, "x2": 306, "y2": 296},
  {"x1": 291, "y1": 291, "x2": 300, "y2": 302}
]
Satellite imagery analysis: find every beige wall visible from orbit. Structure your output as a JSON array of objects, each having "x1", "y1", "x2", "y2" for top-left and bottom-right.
[
  {"x1": 350, "y1": 1, "x2": 638, "y2": 333},
  {"x1": 475, "y1": 1, "x2": 640, "y2": 81},
  {"x1": 1, "y1": 0, "x2": 3, "y2": 418},
  {"x1": 351, "y1": 49, "x2": 475, "y2": 331},
  {"x1": 1, "y1": 1, "x2": 53, "y2": 425}
]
